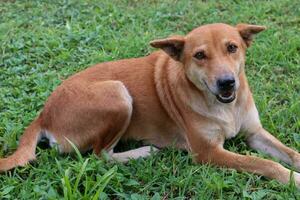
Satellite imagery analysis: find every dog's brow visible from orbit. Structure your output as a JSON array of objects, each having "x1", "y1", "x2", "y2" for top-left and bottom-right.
[
  {"x1": 193, "y1": 45, "x2": 207, "y2": 54},
  {"x1": 222, "y1": 39, "x2": 238, "y2": 45}
]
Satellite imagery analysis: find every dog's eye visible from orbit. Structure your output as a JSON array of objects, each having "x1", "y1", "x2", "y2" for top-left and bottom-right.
[
  {"x1": 227, "y1": 44, "x2": 238, "y2": 53},
  {"x1": 194, "y1": 51, "x2": 206, "y2": 60}
]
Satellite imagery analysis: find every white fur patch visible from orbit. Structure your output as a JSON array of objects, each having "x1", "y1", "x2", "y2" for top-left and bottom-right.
[
  {"x1": 294, "y1": 172, "x2": 300, "y2": 187},
  {"x1": 43, "y1": 131, "x2": 57, "y2": 147},
  {"x1": 40, "y1": 130, "x2": 62, "y2": 152},
  {"x1": 109, "y1": 146, "x2": 159, "y2": 163}
]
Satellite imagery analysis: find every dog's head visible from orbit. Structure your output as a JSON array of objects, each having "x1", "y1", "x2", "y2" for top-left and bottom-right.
[{"x1": 150, "y1": 23, "x2": 265, "y2": 103}]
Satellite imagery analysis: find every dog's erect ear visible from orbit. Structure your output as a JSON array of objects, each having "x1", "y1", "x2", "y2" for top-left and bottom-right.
[
  {"x1": 236, "y1": 24, "x2": 266, "y2": 47},
  {"x1": 150, "y1": 35, "x2": 185, "y2": 61}
]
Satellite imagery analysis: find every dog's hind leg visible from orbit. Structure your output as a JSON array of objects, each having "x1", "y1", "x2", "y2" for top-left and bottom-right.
[
  {"x1": 43, "y1": 80, "x2": 134, "y2": 156},
  {"x1": 109, "y1": 146, "x2": 159, "y2": 163},
  {"x1": 89, "y1": 81, "x2": 133, "y2": 155}
]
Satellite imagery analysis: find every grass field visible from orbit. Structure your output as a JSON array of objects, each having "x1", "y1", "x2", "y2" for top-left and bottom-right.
[{"x1": 1, "y1": 0, "x2": 300, "y2": 199}]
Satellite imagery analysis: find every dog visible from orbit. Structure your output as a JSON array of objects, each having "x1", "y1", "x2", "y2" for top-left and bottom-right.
[{"x1": 1, "y1": 23, "x2": 300, "y2": 187}]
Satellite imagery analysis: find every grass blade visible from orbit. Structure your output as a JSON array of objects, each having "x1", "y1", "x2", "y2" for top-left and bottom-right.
[
  {"x1": 91, "y1": 166, "x2": 117, "y2": 200},
  {"x1": 73, "y1": 158, "x2": 89, "y2": 195},
  {"x1": 65, "y1": 137, "x2": 83, "y2": 162},
  {"x1": 62, "y1": 168, "x2": 73, "y2": 200}
]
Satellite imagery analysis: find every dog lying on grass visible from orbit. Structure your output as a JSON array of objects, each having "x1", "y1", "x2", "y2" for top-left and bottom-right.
[{"x1": 1, "y1": 23, "x2": 300, "y2": 187}]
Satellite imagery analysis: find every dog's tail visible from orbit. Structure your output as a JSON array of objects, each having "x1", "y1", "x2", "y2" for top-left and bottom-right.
[{"x1": 0, "y1": 117, "x2": 41, "y2": 172}]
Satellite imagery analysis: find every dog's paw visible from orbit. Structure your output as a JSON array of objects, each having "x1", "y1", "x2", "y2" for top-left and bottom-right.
[
  {"x1": 109, "y1": 146, "x2": 159, "y2": 163},
  {"x1": 293, "y1": 172, "x2": 300, "y2": 188},
  {"x1": 292, "y1": 155, "x2": 300, "y2": 172},
  {"x1": 294, "y1": 160, "x2": 300, "y2": 172}
]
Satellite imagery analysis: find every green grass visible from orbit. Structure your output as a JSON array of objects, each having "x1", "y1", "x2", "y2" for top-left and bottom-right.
[{"x1": 1, "y1": 0, "x2": 300, "y2": 199}]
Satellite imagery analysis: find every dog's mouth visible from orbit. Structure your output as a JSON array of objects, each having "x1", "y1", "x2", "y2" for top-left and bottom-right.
[
  {"x1": 203, "y1": 81, "x2": 236, "y2": 104},
  {"x1": 216, "y1": 90, "x2": 236, "y2": 103}
]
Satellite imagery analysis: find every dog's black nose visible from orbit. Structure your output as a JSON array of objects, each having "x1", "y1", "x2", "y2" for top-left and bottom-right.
[{"x1": 217, "y1": 76, "x2": 235, "y2": 91}]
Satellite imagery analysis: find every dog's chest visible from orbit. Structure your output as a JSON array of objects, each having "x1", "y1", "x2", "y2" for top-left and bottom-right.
[
  {"x1": 186, "y1": 92, "x2": 244, "y2": 140},
  {"x1": 208, "y1": 106, "x2": 242, "y2": 139},
  {"x1": 220, "y1": 110, "x2": 241, "y2": 139}
]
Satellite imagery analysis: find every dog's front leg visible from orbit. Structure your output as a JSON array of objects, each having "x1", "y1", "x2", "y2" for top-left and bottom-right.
[
  {"x1": 185, "y1": 122, "x2": 300, "y2": 186},
  {"x1": 246, "y1": 127, "x2": 300, "y2": 171},
  {"x1": 194, "y1": 145, "x2": 300, "y2": 186},
  {"x1": 241, "y1": 103, "x2": 300, "y2": 171}
]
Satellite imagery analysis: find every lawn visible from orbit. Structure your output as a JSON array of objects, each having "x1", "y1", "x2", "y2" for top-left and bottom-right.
[{"x1": 0, "y1": 0, "x2": 300, "y2": 199}]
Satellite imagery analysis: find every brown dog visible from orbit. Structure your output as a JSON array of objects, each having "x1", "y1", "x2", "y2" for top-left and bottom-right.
[{"x1": 1, "y1": 23, "x2": 300, "y2": 186}]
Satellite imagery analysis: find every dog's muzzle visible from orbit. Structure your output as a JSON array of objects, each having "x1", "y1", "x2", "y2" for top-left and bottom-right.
[{"x1": 216, "y1": 76, "x2": 236, "y2": 103}]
